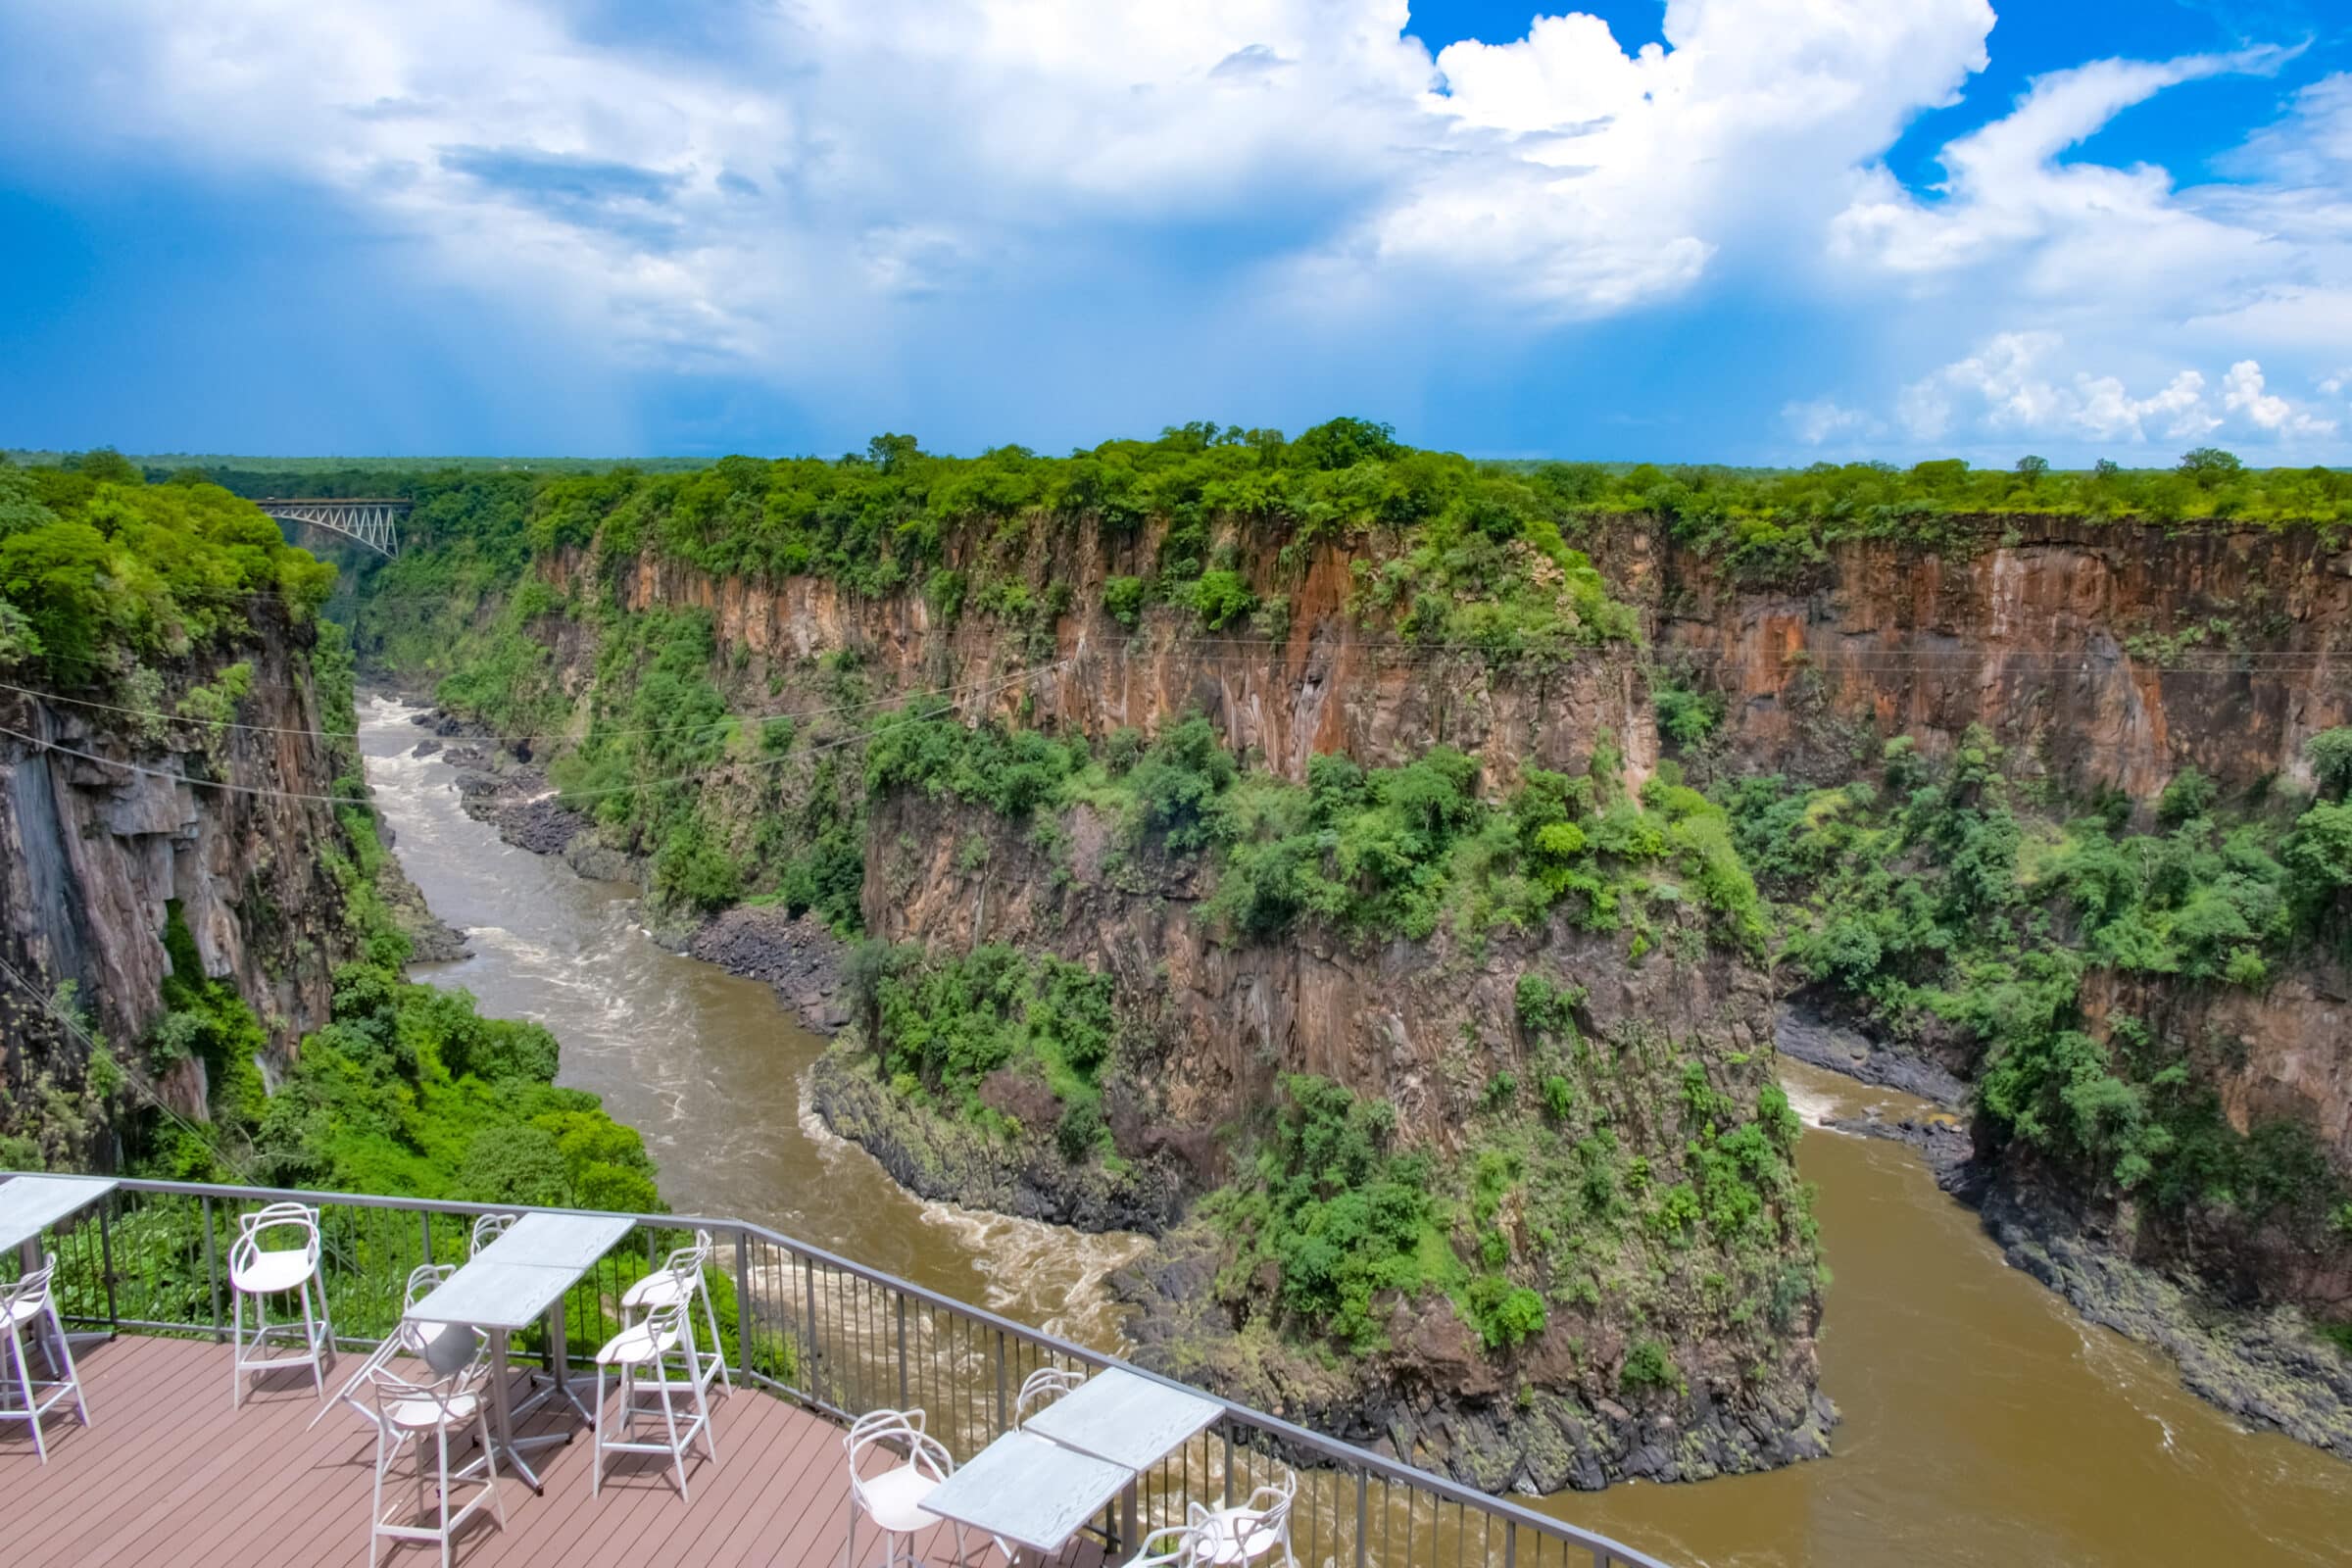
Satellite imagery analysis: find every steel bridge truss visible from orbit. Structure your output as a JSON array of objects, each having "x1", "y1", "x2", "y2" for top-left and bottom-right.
[{"x1": 254, "y1": 497, "x2": 410, "y2": 559}]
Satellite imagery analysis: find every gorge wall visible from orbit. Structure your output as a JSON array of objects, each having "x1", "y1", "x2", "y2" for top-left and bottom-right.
[
  {"x1": 372, "y1": 481, "x2": 2352, "y2": 1476},
  {"x1": 0, "y1": 607, "x2": 373, "y2": 1158}
]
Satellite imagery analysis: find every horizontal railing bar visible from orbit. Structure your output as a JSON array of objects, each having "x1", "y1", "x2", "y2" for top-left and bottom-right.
[{"x1": 8, "y1": 1171, "x2": 1672, "y2": 1568}]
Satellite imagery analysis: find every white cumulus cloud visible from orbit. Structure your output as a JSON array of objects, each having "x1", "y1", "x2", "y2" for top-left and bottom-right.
[{"x1": 1884, "y1": 334, "x2": 2338, "y2": 450}]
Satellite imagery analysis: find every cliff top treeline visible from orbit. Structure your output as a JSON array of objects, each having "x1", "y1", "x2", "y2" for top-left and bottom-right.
[{"x1": 0, "y1": 450, "x2": 335, "y2": 687}]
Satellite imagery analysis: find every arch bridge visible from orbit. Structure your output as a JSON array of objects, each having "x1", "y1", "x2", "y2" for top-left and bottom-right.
[{"x1": 254, "y1": 497, "x2": 410, "y2": 558}]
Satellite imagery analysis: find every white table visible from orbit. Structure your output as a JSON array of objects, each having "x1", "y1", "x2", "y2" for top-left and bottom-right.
[
  {"x1": 477, "y1": 1211, "x2": 633, "y2": 1273},
  {"x1": 921, "y1": 1430, "x2": 1135, "y2": 1564},
  {"x1": 405, "y1": 1214, "x2": 630, "y2": 1492},
  {"x1": 0, "y1": 1175, "x2": 119, "y2": 1268},
  {"x1": 0, "y1": 1175, "x2": 119, "y2": 1351},
  {"x1": 1021, "y1": 1368, "x2": 1224, "y2": 1548}
]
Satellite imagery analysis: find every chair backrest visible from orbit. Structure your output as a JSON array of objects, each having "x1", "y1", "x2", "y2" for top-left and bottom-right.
[
  {"x1": 230, "y1": 1202, "x2": 318, "y2": 1279},
  {"x1": 365, "y1": 1349, "x2": 486, "y2": 1430},
  {"x1": 2, "y1": 1251, "x2": 57, "y2": 1316},
  {"x1": 845, "y1": 1407, "x2": 951, "y2": 1509},
  {"x1": 468, "y1": 1212, "x2": 517, "y2": 1256},
  {"x1": 1014, "y1": 1366, "x2": 1086, "y2": 1430},
  {"x1": 656, "y1": 1235, "x2": 709, "y2": 1281},
  {"x1": 1239, "y1": 1467, "x2": 1297, "y2": 1530},
  {"x1": 395, "y1": 1263, "x2": 457, "y2": 1354},
  {"x1": 639, "y1": 1297, "x2": 690, "y2": 1348}
]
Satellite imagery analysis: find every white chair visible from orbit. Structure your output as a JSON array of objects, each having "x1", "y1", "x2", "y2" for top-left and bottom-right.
[
  {"x1": 619, "y1": 1230, "x2": 731, "y2": 1398},
  {"x1": 845, "y1": 1407, "x2": 993, "y2": 1568},
  {"x1": 229, "y1": 1200, "x2": 334, "y2": 1406},
  {"x1": 314, "y1": 1263, "x2": 473, "y2": 1435},
  {"x1": 364, "y1": 1343, "x2": 507, "y2": 1568},
  {"x1": 0, "y1": 1253, "x2": 89, "y2": 1463},
  {"x1": 592, "y1": 1294, "x2": 716, "y2": 1501},
  {"x1": 1187, "y1": 1468, "x2": 1298, "y2": 1567},
  {"x1": 1012, "y1": 1365, "x2": 1085, "y2": 1430},
  {"x1": 468, "y1": 1212, "x2": 517, "y2": 1256}
]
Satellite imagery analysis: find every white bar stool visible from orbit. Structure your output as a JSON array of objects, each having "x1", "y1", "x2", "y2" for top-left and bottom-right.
[
  {"x1": 619, "y1": 1230, "x2": 731, "y2": 1398},
  {"x1": 592, "y1": 1295, "x2": 716, "y2": 1501},
  {"x1": 364, "y1": 1339, "x2": 508, "y2": 1568},
  {"x1": 229, "y1": 1200, "x2": 334, "y2": 1406},
  {"x1": 0, "y1": 1252, "x2": 89, "y2": 1462}
]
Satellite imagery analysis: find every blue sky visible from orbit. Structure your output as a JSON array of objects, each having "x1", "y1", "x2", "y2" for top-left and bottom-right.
[{"x1": 2, "y1": 2, "x2": 2347, "y2": 466}]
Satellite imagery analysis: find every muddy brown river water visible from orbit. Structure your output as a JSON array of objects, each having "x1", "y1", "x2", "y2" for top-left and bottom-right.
[{"x1": 362, "y1": 698, "x2": 2352, "y2": 1567}]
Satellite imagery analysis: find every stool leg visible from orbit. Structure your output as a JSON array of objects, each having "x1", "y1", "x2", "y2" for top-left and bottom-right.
[
  {"x1": 44, "y1": 1299, "x2": 87, "y2": 1424},
  {"x1": 230, "y1": 1290, "x2": 245, "y2": 1408},
  {"x1": 592, "y1": 1364, "x2": 609, "y2": 1498},
  {"x1": 656, "y1": 1360, "x2": 687, "y2": 1503},
  {"x1": 480, "y1": 1400, "x2": 509, "y2": 1530},
  {"x1": 698, "y1": 1280, "x2": 732, "y2": 1396},
  {"x1": 302, "y1": 1281, "x2": 325, "y2": 1396},
  {"x1": 9, "y1": 1322, "x2": 46, "y2": 1463},
  {"x1": 437, "y1": 1424, "x2": 453, "y2": 1568},
  {"x1": 368, "y1": 1422, "x2": 390, "y2": 1568}
]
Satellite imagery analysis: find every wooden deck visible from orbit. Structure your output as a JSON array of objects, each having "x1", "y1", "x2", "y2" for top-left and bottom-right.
[{"x1": 2, "y1": 1334, "x2": 1108, "y2": 1568}]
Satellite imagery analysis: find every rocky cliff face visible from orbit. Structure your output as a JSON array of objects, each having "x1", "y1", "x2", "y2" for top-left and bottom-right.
[
  {"x1": 555, "y1": 525, "x2": 1659, "y2": 790},
  {"x1": 1651, "y1": 517, "x2": 2352, "y2": 800},
  {"x1": 409, "y1": 505, "x2": 2352, "y2": 1477},
  {"x1": 0, "y1": 611, "x2": 363, "y2": 1142}
]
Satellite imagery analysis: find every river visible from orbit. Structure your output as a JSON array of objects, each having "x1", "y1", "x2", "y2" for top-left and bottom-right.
[{"x1": 360, "y1": 697, "x2": 2352, "y2": 1567}]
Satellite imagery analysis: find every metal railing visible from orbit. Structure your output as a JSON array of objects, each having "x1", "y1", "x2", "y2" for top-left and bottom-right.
[{"x1": 9, "y1": 1173, "x2": 1670, "y2": 1568}]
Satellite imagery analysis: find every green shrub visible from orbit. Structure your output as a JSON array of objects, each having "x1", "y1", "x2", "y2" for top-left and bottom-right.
[{"x1": 1621, "y1": 1339, "x2": 1678, "y2": 1394}]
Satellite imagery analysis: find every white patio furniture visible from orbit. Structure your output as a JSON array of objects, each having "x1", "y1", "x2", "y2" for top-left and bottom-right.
[
  {"x1": 591, "y1": 1294, "x2": 717, "y2": 1501},
  {"x1": 364, "y1": 1342, "x2": 508, "y2": 1568},
  {"x1": 0, "y1": 1174, "x2": 119, "y2": 1273},
  {"x1": 468, "y1": 1211, "x2": 518, "y2": 1257},
  {"x1": 619, "y1": 1230, "x2": 731, "y2": 1399},
  {"x1": 846, "y1": 1406, "x2": 1007, "y2": 1568},
  {"x1": 228, "y1": 1200, "x2": 333, "y2": 1405},
  {"x1": 1185, "y1": 1468, "x2": 1298, "y2": 1567},
  {"x1": 1018, "y1": 1365, "x2": 1224, "y2": 1550},
  {"x1": 916, "y1": 1427, "x2": 1131, "y2": 1567},
  {"x1": 404, "y1": 1216, "x2": 626, "y2": 1494},
  {"x1": 1012, "y1": 1365, "x2": 1085, "y2": 1431},
  {"x1": 0, "y1": 1252, "x2": 89, "y2": 1462},
  {"x1": 313, "y1": 1262, "x2": 476, "y2": 1434}
]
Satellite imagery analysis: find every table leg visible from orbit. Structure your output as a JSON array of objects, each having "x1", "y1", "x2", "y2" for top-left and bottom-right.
[
  {"x1": 514, "y1": 1299, "x2": 597, "y2": 1425},
  {"x1": 463, "y1": 1330, "x2": 546, "y2": 1494},
  {"x1": 1121, "y1": 1481, "x2": 1140, "y2": 1558}
]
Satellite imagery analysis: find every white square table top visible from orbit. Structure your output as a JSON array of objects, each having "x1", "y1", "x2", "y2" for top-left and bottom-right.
[
  {"x1": 0, "y1": 1174, "x2": 120, "y2": 1254},
  {"x1": 1019, "y1": 1367, "x2": 1224, "y2": 1473},
  {"x1": 405, "y1": 1258, "x2": 579, "y2": 1334},
  {"x1": 475, "y1": 1211, "x2": 634, "y2": 1272},
  {"x1": 919, "y1": 1430, "x2": 1136, "y2": 1555}
]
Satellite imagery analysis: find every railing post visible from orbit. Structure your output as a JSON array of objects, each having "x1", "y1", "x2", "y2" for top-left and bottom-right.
[
  {"x1": 1354, "y1": 1470, "x2": 1369, "y2": 1568},
  {"x1": 1507, "y1": 1519, "x2": 1518, "y2": 1568},
  {"x1": 98, "y1": 1198, "x2": 119, "y2": 1335},
  {"x1": 995, "y1": 1329, "x2": 1007, "y2": 1432},
  {"x1": 733, "y1": 1229, "x2": 752, "y2": 1383},
  {"x1": 1222, "y1": 1428, "x2": 1234, "y2": 1506},
  {"x1": 800, "y1": 1253, "x2": 818, "y2": 1402},
  {"x1": 895, "y1": 1292, "x2": 908, "y2": 1408},
  {"x1": 201, "y1": 1196, "x2": 222, "y2": 1342}
]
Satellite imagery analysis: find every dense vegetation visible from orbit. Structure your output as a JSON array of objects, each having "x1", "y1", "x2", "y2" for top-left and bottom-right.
[
  {"x1": 0, "y1": 456, "x2": 658, "y2": 1217},
  {"x1": 868, "y1": 710, "x2": 1766, "y2": 954},
  {"x1": 0, "y1": 451, "x2": 334, "y2": 687},
  {"x1": 1199, "y1": 1043, "x2": 1813, "y2": 1385},
  {"x1": 1718, "y1": 724, "x2": 2352, "y2": 1245}
]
